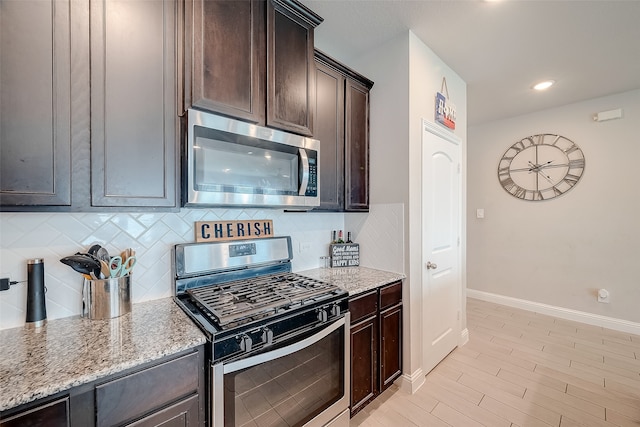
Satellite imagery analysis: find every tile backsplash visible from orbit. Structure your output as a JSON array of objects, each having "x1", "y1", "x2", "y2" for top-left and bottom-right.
[{"x1": 0, "y1": 204, "x2": 403, "y2": 330}]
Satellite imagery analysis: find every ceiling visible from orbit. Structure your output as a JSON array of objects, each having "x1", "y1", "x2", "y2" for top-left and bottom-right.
[{"x1": 299, "y1": 0, "x2": 640, "y2": 126}]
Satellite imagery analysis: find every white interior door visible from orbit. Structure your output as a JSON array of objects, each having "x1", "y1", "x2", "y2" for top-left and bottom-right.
[{"x1": 422, "y1": 120, "x2": 462, "y2": 374}]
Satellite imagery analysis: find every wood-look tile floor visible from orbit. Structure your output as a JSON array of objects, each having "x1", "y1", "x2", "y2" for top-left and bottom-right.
[{"x1": 350, "y1": 297, "x2": 640, "y2": 427}]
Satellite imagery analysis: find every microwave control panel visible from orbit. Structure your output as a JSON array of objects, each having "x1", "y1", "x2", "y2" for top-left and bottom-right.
[{"x1": 304, "y1": 151, "x2": 318, "y2": 197}]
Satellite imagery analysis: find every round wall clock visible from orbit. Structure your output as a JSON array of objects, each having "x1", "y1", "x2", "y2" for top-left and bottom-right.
[{"x1": 498, "y1": 133, "x2": 585, "y2": 201}]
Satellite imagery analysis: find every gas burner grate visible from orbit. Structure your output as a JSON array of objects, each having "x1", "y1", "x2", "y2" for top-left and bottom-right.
[{"x1": 187, "y1": 273, "x2": 337, "y2": 328}]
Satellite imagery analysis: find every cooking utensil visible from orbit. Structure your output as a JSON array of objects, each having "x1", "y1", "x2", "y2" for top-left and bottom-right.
[
  {"x1": 100, "y1": 260, "x2": 111, "y2": 279},
  {"x1": 120, "y1": 248, "x2": 134, "y2": 260},
  {"x1": 87, "y1": 244, "x2": 102, "y2": 256},
  {"x1": 96, "y1": 246, "x2": 110, "y2": 263},
  {"x1": 109, "y1": 255, "x2": 136, "y2": 278},
  {"x1": 60, "y1": 254, "x2": 101, "y2": 277}
]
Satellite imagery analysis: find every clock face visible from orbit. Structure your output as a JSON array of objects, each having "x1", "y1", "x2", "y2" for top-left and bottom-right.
[{"x1": 498, "y1": 134, "x2": 585, "y2": 201}]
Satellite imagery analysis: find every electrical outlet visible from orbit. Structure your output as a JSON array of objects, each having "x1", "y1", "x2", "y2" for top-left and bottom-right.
[
  {"x1": 299, "y1": 241, "x2": 311, "y2": 253},
  {"x1": 597, "y1": 288, "x2": 610, "y2": 303}
]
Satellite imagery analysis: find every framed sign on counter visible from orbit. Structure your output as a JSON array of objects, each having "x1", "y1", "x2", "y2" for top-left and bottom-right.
[{"x1": 330, "y1": 243, "x2": 360, "y2": 268}]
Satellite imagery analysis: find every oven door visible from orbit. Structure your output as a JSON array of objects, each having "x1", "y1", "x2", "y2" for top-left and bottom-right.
[{"x1": 212, "y1": 314, "x2": 350, "y2": 427}]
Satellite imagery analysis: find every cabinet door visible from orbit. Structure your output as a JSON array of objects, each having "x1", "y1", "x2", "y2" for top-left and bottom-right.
[
  {"x1": 344, "y1": 79, "x2": 370, "y2": 211},
  {"x1": 125, "y1": 395, "x2": 199, "y2": 427},
  {"x1": 267, "y1": 0, "x2": 320, "y2": 136},
  {"x1": 314, "y1": 61, "x2": 344, "y2": 211},
  {"x1": 96, "y1": 351, "x2": 200, "y2": 427},
  {"x1": 350, "y1": 317, "x2": 377, "y2": 416},
  {"x1": 0, "y1": 397, "x2": 69, "y2": 427},
  {"x1": 379, "y1": 305, "x2": 402, "y2": 391},
  {"x1": 0, "y1": 0, "x2": 71, "y2": 206},
  {"x1": 90, "y1": 0, "x2": 177, "y2": 207},
  {"x1": 188, "y1": 0, "x2": 266, "y2": 123}
]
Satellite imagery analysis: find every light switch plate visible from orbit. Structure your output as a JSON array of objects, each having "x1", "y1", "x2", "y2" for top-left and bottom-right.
[{"x1": 476, "y1": 209, "x2": 485, "y2": 219}]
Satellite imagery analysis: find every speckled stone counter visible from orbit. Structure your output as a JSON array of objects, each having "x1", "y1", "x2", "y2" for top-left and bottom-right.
[
  {"x1": 298, "y1": 266, "x2": 405, "y2": 296},
  {"x1": 0, "y1": 297, "x2": 206, "y2": 412}
]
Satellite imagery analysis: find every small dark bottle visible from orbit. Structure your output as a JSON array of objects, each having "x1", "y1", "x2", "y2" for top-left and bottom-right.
[
  {"x1": 337, "y1": 230, "x2": 344, "y2": 243},
  {"x1": 346, "y1": 232, "x2": 353, "y2": 243},
  {"x1": 26, "y1": 258, "x2": 47, "y2": 328},
  {"x1": 331, "y1": 230, "x2": 337, "y2": 244}
]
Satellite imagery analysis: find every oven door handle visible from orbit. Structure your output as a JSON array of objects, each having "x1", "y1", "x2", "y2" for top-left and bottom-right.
[{"x1": 223, "y1": 316, "x2": 345, "y2": 374}]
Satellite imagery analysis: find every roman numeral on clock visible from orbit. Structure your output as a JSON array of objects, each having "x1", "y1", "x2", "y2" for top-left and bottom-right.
[
  {"x1": 512, "y1": 186, "x2": 526, "y2": 199},
  {"x1": 569, "y1": 159, "x2": 585, "y2": 169},
  {"x1": 564, "y1": 174, "x2": 580, "y2": 186},
  {"x1": 500, "y1": 177, "x2": 515, "y2": 191}
]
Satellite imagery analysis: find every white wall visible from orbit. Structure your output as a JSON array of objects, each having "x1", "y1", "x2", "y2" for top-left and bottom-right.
[
  {"x1": 345, "y1": 203, "x2": 404, "y2": 274},
  {"x1": 0, "y1": 209, "x2": 344, "y2": 329},
  {"x1": 467, "y1": 89, "x2": 640, "y2": 323},
  {"x1": 348, "y1": 31, "x2": 467, "y2": 390}
]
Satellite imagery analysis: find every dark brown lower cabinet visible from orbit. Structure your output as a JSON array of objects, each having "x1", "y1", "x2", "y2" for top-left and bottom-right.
[
  {"x1": 125, "y1": 395, "x2": 199, "y2": 427},
  {"x1": 96, "y1": 350, "x2": 202, "y2": 427},
  {"x1": 349, "y1": 281, "x2": 402, "y2": 417},
  {"x1": 0, "y1": 397, "x2": 70, "y2": 427},
  {"x1": 380, "y1": 304, "x2": 402, "y2": 390},
  {"x1": 0, "y1": 346, "x2": 204, "y2": 427},
  {"x1": 350, "y1": 311, "x2": 377, "y2": 413}
]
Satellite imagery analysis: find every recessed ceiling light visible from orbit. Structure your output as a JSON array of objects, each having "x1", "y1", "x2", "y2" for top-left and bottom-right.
[{"x1": 532, "y1": 80, "x2": 555, "y2": 91}]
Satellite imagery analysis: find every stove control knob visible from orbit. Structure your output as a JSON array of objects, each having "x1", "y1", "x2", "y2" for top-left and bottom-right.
[
  {"x1": 331, "y1": 304, "x2": 341, "y2": 317},
  {"x1": 238, "y1": 334, "x2": 253, "y2": 352},
  {"x1": 261, "y1": 327, "x2": 274, "y2": 346},
  {"x1": 317, "y1": 308, "x2": 328, "y2": 323}
]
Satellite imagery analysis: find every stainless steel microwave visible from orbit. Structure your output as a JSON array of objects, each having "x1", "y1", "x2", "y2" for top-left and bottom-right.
[{"x1": 183, "y1": 109, "x2": 320, "y2": 209}]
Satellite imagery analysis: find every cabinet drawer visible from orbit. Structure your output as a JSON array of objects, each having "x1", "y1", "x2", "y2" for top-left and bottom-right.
[
  {"x1": 126, "y1": 394, "x2": 199, "y2": 427},
  {"x1": 0, "y1": 397, "x2": 69, "y2": 427},
  {"x1": 349, "y1": 290, "x2": 377, "y2": 324},
  {"x1": 96, "y1": 351, "x2": 199, "y2": 427},
  {"x1": 379, "y1": 281, "x2": 402, "y2": 310}
]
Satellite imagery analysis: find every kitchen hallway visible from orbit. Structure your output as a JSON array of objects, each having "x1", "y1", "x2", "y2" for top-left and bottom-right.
[{"x1": 351, "y1": 298, "x2": 640, "y2": 426}]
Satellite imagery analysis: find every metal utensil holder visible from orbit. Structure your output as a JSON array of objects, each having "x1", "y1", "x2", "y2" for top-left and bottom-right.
[{"x1": 82, "y1": 275, "x2": 131, "y2": 319}]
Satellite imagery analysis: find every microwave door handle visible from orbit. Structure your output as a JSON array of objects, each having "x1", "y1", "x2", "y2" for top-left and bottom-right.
[{"x1": 298, "y1": 148, "x2": 309, "y2": 196}]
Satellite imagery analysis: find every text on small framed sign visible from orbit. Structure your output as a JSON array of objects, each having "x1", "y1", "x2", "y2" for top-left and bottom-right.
[{"x1": 330, "y1": 243, "x2": 360, "y2": 268}]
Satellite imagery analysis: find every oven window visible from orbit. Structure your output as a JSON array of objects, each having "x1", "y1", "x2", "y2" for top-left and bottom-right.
[{"x1": 224, "y1": 327, "x2": 344, "y2": 427}]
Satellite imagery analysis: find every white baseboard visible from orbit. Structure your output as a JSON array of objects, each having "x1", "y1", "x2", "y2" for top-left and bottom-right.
[
  {"x1": 460, "y1": 328, "x2": 469, "y2": 346},
  {"x1": 397, "y1": 368, "x2": 425, "y2": 394},
  {"x1": 467, "y1": 289, "x2": 640, "y2": 336}
]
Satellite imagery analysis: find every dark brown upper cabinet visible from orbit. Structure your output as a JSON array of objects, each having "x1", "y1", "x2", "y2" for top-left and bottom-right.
[
  {"x1": 0, "y1": 0, "x2": 72, "y2": 206},
  {"x1": 314, "y1": 59, "x2": 345, "y2": 211},
  {"x1": 90, "y1": 0, "x2": 178, "y2": 208},
  {"x1": 185, "y1": 0, "x2": 266, "y2": 124},
  {"x1": 1, "y1": 0, "x2": 178, "y2": 211},
  {"x1": 314, "y1": 50, "x2": 373, "y2": 212},
  {"x1": 183, "y1": 0, "x2": 322, "y2": 137},
  {"x1": 345, "y1": 78, "x2": 371, "y2": 211},
  {"x1": 266, "y1": 0, "x2": 319, "y2": 136}
]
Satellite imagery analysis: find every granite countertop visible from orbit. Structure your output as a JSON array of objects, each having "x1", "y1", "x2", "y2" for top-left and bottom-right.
[
  {"x1": 0, "y1": 297, "x2": 206, "y2": 412},
  {"x1": 298, "y1": 266, "x2": 405, "y2": 296}
]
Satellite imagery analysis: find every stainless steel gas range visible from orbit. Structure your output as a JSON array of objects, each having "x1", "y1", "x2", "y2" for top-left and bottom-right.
[{"x1": 173, "y1": 236, "x2": 350, "y2": 427}]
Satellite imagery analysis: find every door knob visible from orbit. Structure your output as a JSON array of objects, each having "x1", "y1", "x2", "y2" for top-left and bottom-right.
[{"x1": 426, "y1": 261, "x2": 438, "y2": 270}]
